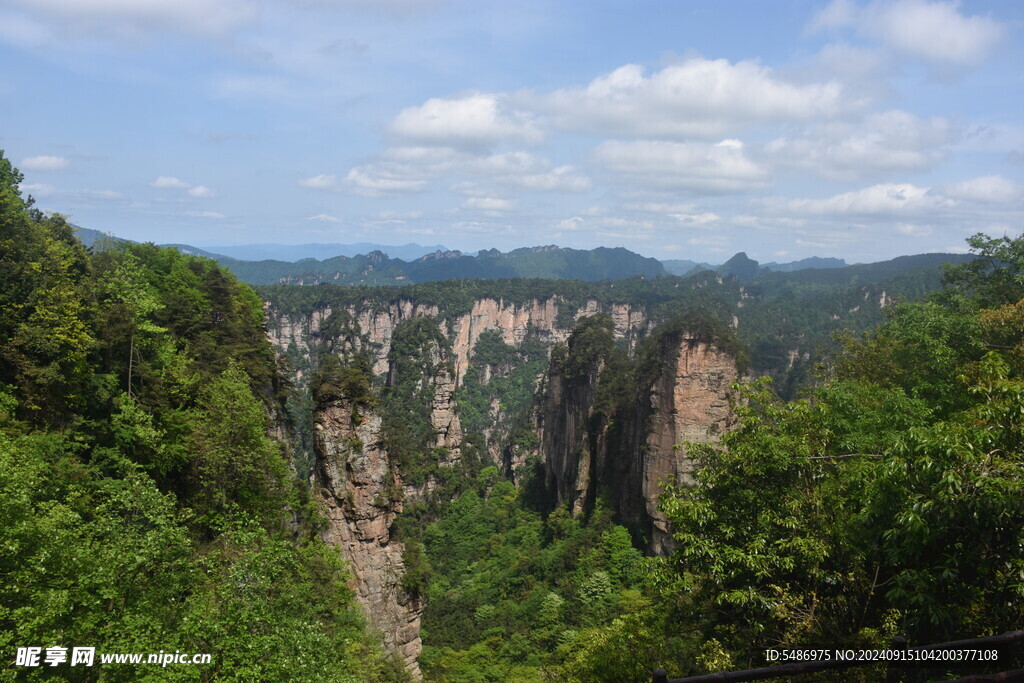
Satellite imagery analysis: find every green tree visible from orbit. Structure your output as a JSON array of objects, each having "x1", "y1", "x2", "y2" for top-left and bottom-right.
[{"x1": 185, "y1": 363, "x2": 290, "y2": 525}]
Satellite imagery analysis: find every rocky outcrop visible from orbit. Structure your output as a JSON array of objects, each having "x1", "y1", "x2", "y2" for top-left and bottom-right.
[
  {"x1": 534, "y1": 361, "x2": 600, "y2": 516},
  {"x1": 266, "y1": 297, "x2": 650, "y2": 386},
  {"x1": 632, "y1": 337, "x2": 738, "y2": 554},
  {"x1": 313, "y1": 397, "x2": 423, "y2": 678},
  {"x1": 535, "y1": 322, "x2": 740, "y2": 555},
  {"x1": 270, "y1": 297, "x2": 739, "y2": 676},
  {"x1": 396, "y1": 338, "x2": 464, "y2": 501}
]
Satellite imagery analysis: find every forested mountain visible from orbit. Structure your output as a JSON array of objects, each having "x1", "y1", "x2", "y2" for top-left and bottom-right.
[
  {"x1": 75, "y1": 224, "x2": 960, "y2": 290},
  {"x1": 6, "y1": 145, "x2": 1024, "y2": 681},
  {"x1": 196, "y1": 241, "x2": 965, "y2": 290},
  {"x1": 171, "y1": 244, "x2": 667, "y2": 286},
  {"x1": 203, "y1": 242, "x2": 449, "y2": 262},
  {"x1": 0, "y1": 153, "x2": 407, "y2": 681},
  {"x1": 256, "y1": 233, "x2": 1016, "y2": 680}
]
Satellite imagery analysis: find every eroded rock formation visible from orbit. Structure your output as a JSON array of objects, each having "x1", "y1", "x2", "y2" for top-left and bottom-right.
[
  {"x1": 313, "y1": 396, "x2": 423, "y2": 678},
  {"x1": 269, "y1": 295, "x2": 741, "y2": 677},
  {"x1": 535, "y1": 323, "x2": 740, "y2": 554},
  {"x1": 633, "y1": 337, "x2": 738, "y2": 554}
]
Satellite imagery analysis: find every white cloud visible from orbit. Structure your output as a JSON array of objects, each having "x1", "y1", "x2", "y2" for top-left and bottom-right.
[
  {"x1": 554, "y1": 216, "x2": 585, "y2": 231},
  {"x1": 810, "y1": 0, "x2": 858, "y2": 31},
  {"x1": 895, "y1": 222, "x2": 933, "y2": 236},
  {"x1": 151, "y1": 176, "x2": 191, "y2": 189},
  {"x1": 764, "y1": 109, "x2": 957, "y2": 180},
  {"x1": 516, "y1": 166, "x2": 592, "y2": 192},
  {"x1": 185, "y1": 210, "x2": 225, "y2": 218},
  {"x1": 770, "y1": 182, "x2": 953, "y2": 215},
  {"x1": 187, "y1": 185, "x2": 216, "y2": 197},
  {"x1": 464, "y1": 197, "x2": 512, "y2": 211},
  {"x1": 465, "y1": 152, "x2": 591, "y2": 193},
  {"x1": 307, "y1": 213, "x2": 343, "y2": 223},
  {"x1": 7, "y1": 0, "x2": 257, "y2": 40},
  {"x1": 811, "y1": 0, "x2": 1005, "y2": 66},
  {"x1": 528, "y1": 58, "x2": 844, "y2": 139},
  {"x1": 687, "y1": 234, "x2": 731, "y2": 251},
  {"x1": 18, "y1": 182, "x2": 55, "y2": 196},
  {"x1": 390, "y1": 93, "x2": 542, "y2": 149},
  {"x1": 20, "y1": 155, "x2": 69, "y2": 171},
  {"x1": 594, "y1": 139, "x2": 767, "y2": 193},
  {"x1": 152, "y1": 176, "x2": 217, "y2": 199},
  {"x1": 328, "y1": 148, "x2": 590, "y2": 198},
  {"x1": 343, "y1": 168, "x2": 429, "y2": 196},
  {"x1": 629, "y1": 202, "x2": 719, "y2": 227},
  {"x1": 86, "y1": 189, "x2": 122, "y2": 200},
  {"x1": 937, "y1": 175, "x2": 1023, "y2": 203},
  {"x1": 298, "y1": 174, "x2": 340, "y2": 190}
]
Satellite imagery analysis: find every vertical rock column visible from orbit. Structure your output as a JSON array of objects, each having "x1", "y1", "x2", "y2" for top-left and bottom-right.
[
  {"x1": 642, "y1": 338, "x2": 738, "y2": 554},
  {"x1": 313, "y1": 398, "x2": 423, "y2": 678}
]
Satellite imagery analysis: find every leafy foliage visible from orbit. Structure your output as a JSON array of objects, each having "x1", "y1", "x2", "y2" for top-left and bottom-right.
[
  {"x1": 0, "y1": 151, "x2": 397, "y2": 681},
  {"x1": 646, "y1": 231, "x2": 1024, "y2": 677}
]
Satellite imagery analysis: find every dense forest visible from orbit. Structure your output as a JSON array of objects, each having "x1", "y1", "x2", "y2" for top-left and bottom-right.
[
  {"x1": 4, "y1": 142, "x2": 1024, "y2": 682},
  {"x1": 0, "y1": 152, "x2": 407, "y2": 681},
  {"x1": 384, "y1": 236, "x2": 1024, "y2": 679}
]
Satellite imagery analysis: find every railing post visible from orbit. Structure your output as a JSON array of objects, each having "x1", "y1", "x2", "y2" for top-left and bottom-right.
[
  {"x1": 652, "y1": 668, "x2": 669, "y2": 683},
  {"x1": 885, "y1": 635, "x2": 908, "y2": 683}
]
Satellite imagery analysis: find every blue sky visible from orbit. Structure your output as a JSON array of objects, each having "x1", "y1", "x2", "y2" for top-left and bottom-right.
[{"x1": 2, "y1": 0, "x2": 1022, "y2": 263}]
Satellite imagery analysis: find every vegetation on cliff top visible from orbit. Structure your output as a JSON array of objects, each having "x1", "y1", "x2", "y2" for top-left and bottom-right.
[{"x1": 0, "y1": 151, "x2": 404, "y2": 681}]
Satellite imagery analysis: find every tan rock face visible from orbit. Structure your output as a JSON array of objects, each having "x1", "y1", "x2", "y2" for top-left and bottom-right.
[
  {"x1": 642, "y1": 339, "x2": 738, "y2": 554},
  {"x1": 313, "y1": 398, "x2": 423, "y2": 678},
  {"x1": 534, "y1": 363, "x2": 601, "y2": 516},
  {"x1": 266, "y1": 296, "x2": 649, "y2": 391},
  {"x1": 533, "y1": 331, "x2": 739, "y2": 555}
]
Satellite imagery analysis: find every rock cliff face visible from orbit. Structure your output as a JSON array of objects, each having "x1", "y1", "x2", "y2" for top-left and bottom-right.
[
  {"x1": 534, "y1": 361, "x2": 600, "y2": 516},
  {"x1": 535, "y1": 325, "x2": 740, "y2": 554},
  {"x1": 266, "y1": 297, "x2": 648, "y2": 386},
  {"x1": 628, "y1": 336, "x2": 738, "y2": 554},
  {"x1": 313, "y1": 396, "x2": 423, "y2": 677},
  {"x1": 268, "y1": 295, "x2": 741, "y2": 675}
]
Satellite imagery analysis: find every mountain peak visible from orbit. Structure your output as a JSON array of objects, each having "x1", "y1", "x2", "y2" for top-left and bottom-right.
[{"x1": 717, "y1": 252, "x2": 760, "y2": 282}]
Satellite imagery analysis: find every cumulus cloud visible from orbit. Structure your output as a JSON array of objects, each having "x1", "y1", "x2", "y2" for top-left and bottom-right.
[
  {"x1": 526, "y1": 58, "x2": 844, "y2": 139},
  {"x1": 152, "y1": 176, "x2": 217, "y2": 198},
  {"x1": 594, "y1": 139, "x2": 767, "y2": 193},
  {"x1": 769, "y1": 182, "x2": 954, "y2": 215},
  {"x1": 390, "y1": 93, "x2": 542, "y2": 149},
  {"x1": 307, "y1": 213, "x2": 343, "y2": 223},
  {"x1": 464, "y1": 197, "x2": 512, "y2": 211},
  {"x1": 764, "y1": 109, "x2": 957, "y2": 179},
  {"x1": 466, "y1": 152, "x2": 591, "y2": 193},
  {"x1": 938, "y1": 175, "x2": 1023, "y2": 203},
  {"x1": 629, "y1": 202, "x2": 720, "y2": 227},
  {"x1": 20, "y1": 155, "x2": 68, "y2": 171},
  {"x1": 298, "y1": 174, "x2": 340, "y2": 190},
  {"x1": 314, "y1": 148, "x2": 590, "y2": 198},
  {"x1": 342, "y1": 168, "x2": 429, "y2": 196},
  {"x1": 151, "y1": 176, "x2": 191, "y2": 189},
  {"x1": 811, "y1": 0, "x2": 1005, "y2": 66},
  {"x1": 187, "y1": 185, "x2": 216, "y2": 198}
]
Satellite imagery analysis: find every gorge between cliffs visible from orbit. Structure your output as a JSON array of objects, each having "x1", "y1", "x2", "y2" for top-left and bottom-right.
[{"x1": 265, "y1": 293, "x2": 746, "y2": 676}]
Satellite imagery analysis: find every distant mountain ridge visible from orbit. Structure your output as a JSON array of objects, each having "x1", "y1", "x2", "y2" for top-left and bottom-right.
[
  {"x1": 200, "y1": 242, "x2": 448, "y2": 262},
  {"x1": 213, "y1": 245, "x2": 666, "y2": 285},
  {"x1": 665, "y1": 255, "x2": 850, "y2": 278},
  {"x1": 70, "y1": 225, "x2": 969, "y2": 288}
]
